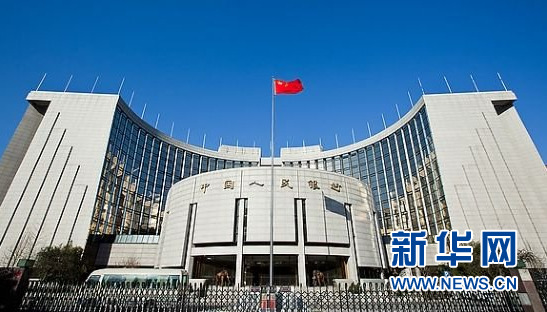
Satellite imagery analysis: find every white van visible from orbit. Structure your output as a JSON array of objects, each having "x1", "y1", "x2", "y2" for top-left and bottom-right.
[{"x1": 85, "y1": 268, "x2": 188, "y2": 288}]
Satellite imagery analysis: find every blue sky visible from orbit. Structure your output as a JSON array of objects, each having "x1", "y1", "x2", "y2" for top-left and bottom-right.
[{"x1": 0, "y1": 1, "x2": 545, "y2": 160}]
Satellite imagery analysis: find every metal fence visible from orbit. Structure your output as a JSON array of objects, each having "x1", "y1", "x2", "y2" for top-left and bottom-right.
[
  {"x1": 530, "y1": 268, "x2": 547, "y2": 309},
  {"x1": 19, "y1": 281, "x2": 524, "y2": 312}
]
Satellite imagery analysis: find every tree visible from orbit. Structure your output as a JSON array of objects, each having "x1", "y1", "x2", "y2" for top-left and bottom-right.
[
  {"x1": 32, "y1": 243, "x2": 87, "y2": 283},
  {"x1": 448, "y1": 241, "x2": 509, "y2": 279},
  {"x1": 118, "y1": 256, "x2": 140, "y2": 268},
  {"x1": 0, "y1": 231, "x2": 36, "y2": 267},
  {"x1": 446, "y1": 242, "x2": 545, "y2": 277},
  {"x1": 517, "y1": 248, "x2": 544, "y2": 268}
]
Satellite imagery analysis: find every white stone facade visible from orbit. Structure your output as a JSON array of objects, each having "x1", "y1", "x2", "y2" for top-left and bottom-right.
[
  {"x1": 0, "y1": 91, "x2": 119, "y2": 264},
  {"x1": 424, "y1": 91, "x2": 547, "y2": 260},
  {"x1": 157, "y1": 167, "x2": 383, "y2": 286}
]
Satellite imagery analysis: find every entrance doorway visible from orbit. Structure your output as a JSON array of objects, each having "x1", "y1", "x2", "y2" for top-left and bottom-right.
[
  {"x1": 305, "y1": 255, "x2": 347, "y2": 286},
  {"x1": 192, "y1": 255, "x2": 236, "y2": 286},
  {"x1": 243, "y1": 255, "x2": 298, "y2": 286}
]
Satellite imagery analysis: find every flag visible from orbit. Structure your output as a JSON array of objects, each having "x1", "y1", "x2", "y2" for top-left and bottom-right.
[{"x1": 274, "y1": 79, "x2": 304, "y2": 95}]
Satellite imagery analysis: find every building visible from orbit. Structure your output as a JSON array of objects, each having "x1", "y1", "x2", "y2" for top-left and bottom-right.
[
  {"x1": 0, "y1": 89, "x2": 545, "y2": 286},
  {"x1": 155, "y1": 167, "x2": 382, "y2": 286}
]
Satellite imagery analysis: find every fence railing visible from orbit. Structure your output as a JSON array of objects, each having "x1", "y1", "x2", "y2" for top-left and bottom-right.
[
  {"x1": 530, "y1": 268, "x2": 547, "y2": 309},
  {"x1": 19, "y1": 281, "x2": 524, "y2": 312}
]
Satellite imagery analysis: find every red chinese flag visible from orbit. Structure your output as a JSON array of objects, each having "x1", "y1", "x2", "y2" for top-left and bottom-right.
[{"x1": 274, "y1": 79, "x2": 304, "y2": 95}]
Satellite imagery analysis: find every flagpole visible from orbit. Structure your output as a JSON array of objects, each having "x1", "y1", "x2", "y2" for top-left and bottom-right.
[{"x1": 270, "y1": 77, "x2": 275, "y2": 287}]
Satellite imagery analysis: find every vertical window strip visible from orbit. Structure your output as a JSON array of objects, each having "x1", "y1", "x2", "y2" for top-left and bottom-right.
[
  {"x1": 301, "y1": 199, "x2": 308, "y2": 244},
  {"x1": 393, "y1": 129, "x2": 416, "y2": 231},
  {"x1": 407, "y1": 120, "x2": 432, "y2": 237},
  {"x1": 110, "y1": 154, "x2": 130, "y2": 235},
  {"x1": 128, "y1": 133, "x2": 148, "y2": 234},
  {"x1": 233, "y1": 199, "x2": 240, "y2": 244},
  {"x1": 294, "y1": 198, "x2": 299, "y2": 244},
  {"x1": 398, "y1": 125, "x2": 419, "y2": 231},
  {"x1": 370, "y1": 142, "x2": 386, "y2": 234},
  {"x1": 243, "y1": 199, "x2": 248, "y2": 243},
  {"x1": 419, "y1": 110, "x2": 448, "y2": 231},
  {"x1": 383, "y1": 136, "x2": 402, "y2": 232},
  {"x1": 156, "y1": 144, "x2": 173, "y2": 235},
  {"x1": 136, "y1": 137, "x2": 155, "y2": 234},
  {"x1": 412, "y1": 117, "x2": 440, "y2": 236},
  {"x1": 378, "y1": 139, "x2": 394, "y2": 233},
  {"x1": 120, "y1": 127, "x2": 142, "y2": 234},
  {"x1": 147, "y1": 140, "x2": 163, "y2": 235},
  {"x1": 181, "y1": 203, "x2": 195, "y2": 268}
]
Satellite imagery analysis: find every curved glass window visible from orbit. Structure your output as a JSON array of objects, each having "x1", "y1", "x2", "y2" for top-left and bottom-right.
[
  {"x1": 90, "y1": 107, "x2": 256, "y2": 238},
  {"x1": 90, "y1": 105, "x2": 448, "y2": 242},
  {"x1": 284, "y1": 107, "x2": 449, "y2": 239}
]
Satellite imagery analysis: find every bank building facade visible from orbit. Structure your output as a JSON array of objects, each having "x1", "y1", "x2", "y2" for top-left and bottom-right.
[{"x1": 0, "y1": 89, "x2": 546, "y2": 286}]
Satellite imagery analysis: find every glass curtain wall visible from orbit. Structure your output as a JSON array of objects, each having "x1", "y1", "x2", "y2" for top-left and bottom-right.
[
  {"x1": 91, "y1": 105, "x2": 448, "y2": 243},
  {"x1": 284, "y1": 107, "x2": 450, "y2": 240},
  {"x1": 90, "y1": 107, "x2": 257, "y2": 242}
]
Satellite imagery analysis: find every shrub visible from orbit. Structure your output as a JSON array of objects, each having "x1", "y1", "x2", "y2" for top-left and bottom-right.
[{"x1": 33, "y1": 243, "x2": 86, "y2": 283}]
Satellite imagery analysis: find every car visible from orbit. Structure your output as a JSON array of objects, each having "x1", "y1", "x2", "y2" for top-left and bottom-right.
[{"x1": 85, "y1": 268, "x2": 188, "y2": 289}]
